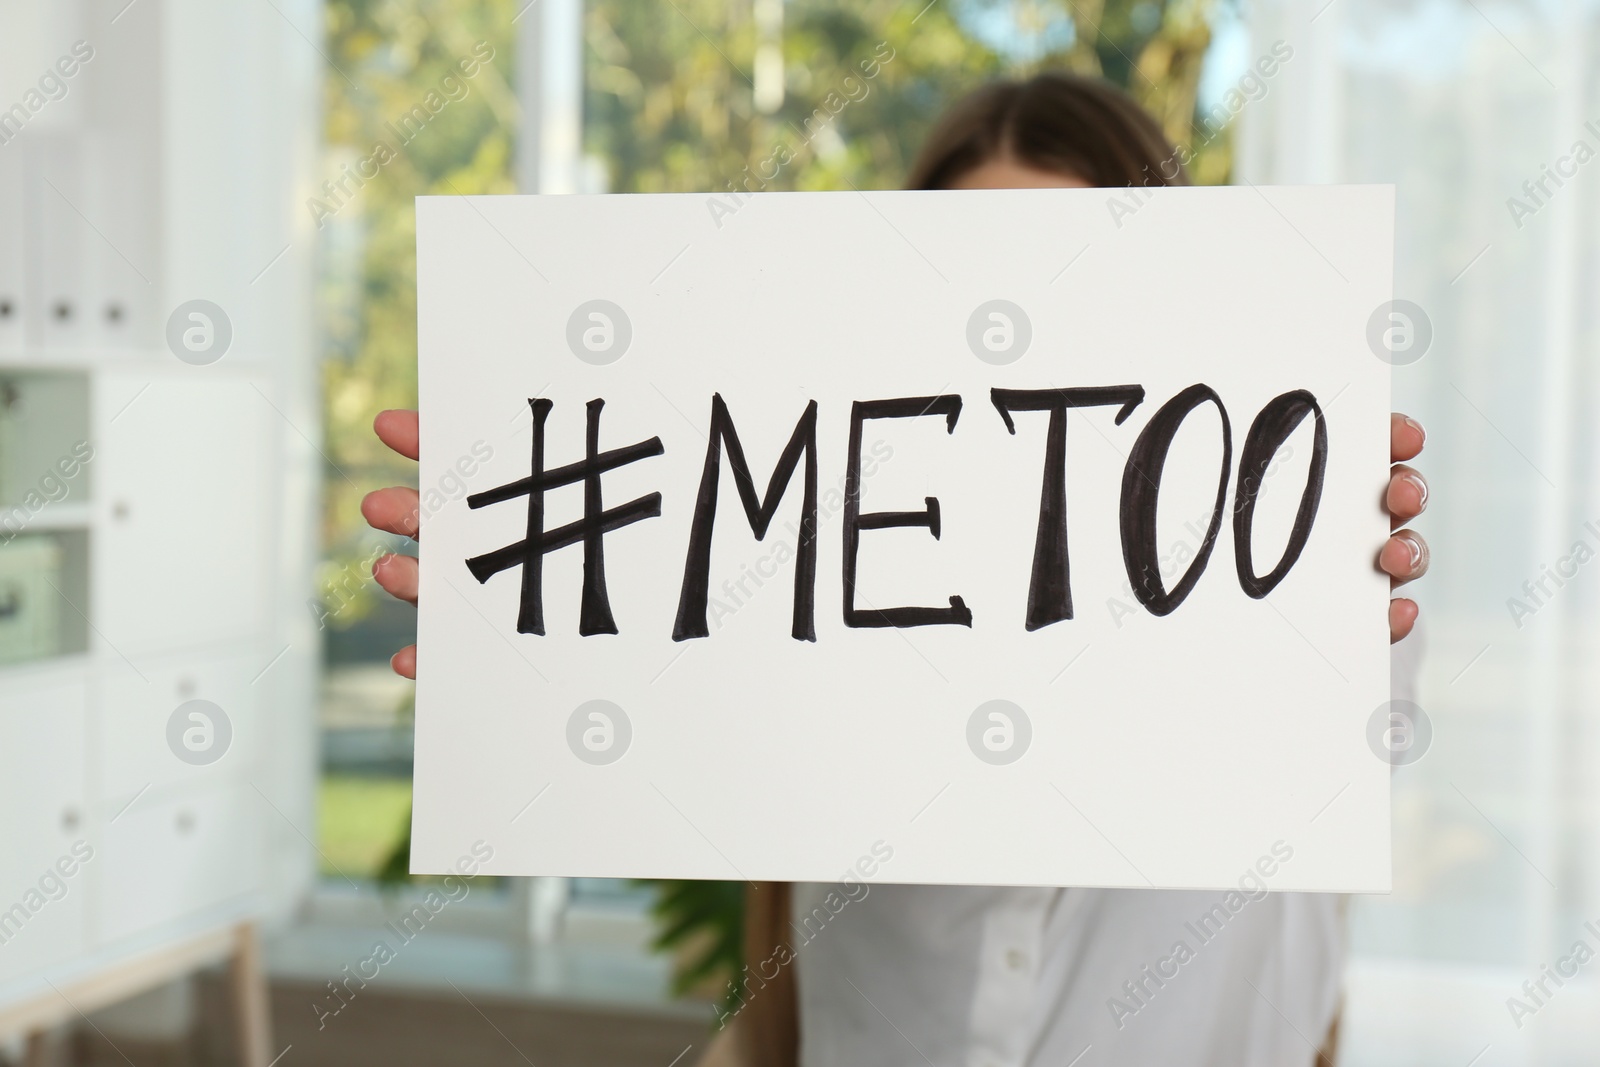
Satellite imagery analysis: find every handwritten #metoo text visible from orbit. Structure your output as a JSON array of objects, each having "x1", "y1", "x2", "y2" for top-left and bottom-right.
[{"x1": 464, "y1": 385, "x2": 1327, "y2": 640}]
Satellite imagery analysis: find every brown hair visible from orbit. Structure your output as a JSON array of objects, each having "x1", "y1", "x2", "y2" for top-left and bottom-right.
[{"x1": 905, "y1": 72, "x2": 1188, "y2": 191}]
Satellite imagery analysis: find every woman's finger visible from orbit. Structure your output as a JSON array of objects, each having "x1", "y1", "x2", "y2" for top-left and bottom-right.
[
  {"x1": 375, "y1": 409, "x2": 420, "y2": 462},
  {"x1": 1387, "y1": 463, "x2": 1428, "y2": 525},
  {"x1": 361, "y1": 486, "x2": 422, "y2": 540},
  {"x1": 371, "y1": 411, "x2": 422, "y2": 680},
  {"x1": 1380, "y1": 528, "x2": 1429, "y2": 587},
  {"x1": 373, "y1": 552, "x2": 418, "y2": 605},
  {"x1": 1391, "y1": 412, "x2": 1424, "y2": 463},
  {"x1": 1387, "y1": 417, "x2": 1426, "y2": 642},
  {"x1": 391, "y1": 644, "x2": 417, "y2": 679},
  {"x1": 1389, "y1": 598, "x2": 1418, "y2": 643}
]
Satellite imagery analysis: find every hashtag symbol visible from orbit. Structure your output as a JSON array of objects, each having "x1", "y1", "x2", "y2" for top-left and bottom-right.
[{"x1": 466, "y1": 398, "x2": 664, "y2": 635}]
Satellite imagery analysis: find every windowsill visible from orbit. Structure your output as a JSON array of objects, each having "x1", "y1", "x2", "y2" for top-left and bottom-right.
[
  {"x1": 264, "y1": 918, "x2": 706, "y2": 1020},
  {"x1": 301, "y1": 880, "x2": 530, "y2": 938}
]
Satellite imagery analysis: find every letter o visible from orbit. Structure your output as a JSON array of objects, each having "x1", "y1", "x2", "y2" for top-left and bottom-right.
[
  {"x1": 1232, "y1": 390, "x2": 1327, "y2": 598},
  {"x1": 1119, "y1": 384, "x2": 1232, "y2": 616}
]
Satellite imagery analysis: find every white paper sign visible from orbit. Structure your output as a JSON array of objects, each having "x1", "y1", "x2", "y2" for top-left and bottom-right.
[{"x1": 413, "y1": 186, "x2": 1393, "y2": 892}]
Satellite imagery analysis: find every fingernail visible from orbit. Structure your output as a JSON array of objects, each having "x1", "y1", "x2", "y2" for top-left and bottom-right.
[
  {"x1": 1398, "y1": 533, "x2": 1423, "y2": 571},
  {"x1": 1403, "y1": 471, "x2": 1428, "y2": 512},
  {"x1": 1403, "y1": 416, "x2": 1425, "y2": 444}
]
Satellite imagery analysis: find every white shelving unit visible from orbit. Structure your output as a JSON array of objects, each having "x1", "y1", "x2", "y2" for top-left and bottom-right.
[{"x1": 0, "y1": 0, "x2": 321, "y2": 1059}]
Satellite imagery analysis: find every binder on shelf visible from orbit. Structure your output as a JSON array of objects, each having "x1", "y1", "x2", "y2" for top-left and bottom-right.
[
  {"x1": 84, "y1": 129, "x2": 159, "y2": 352},
  {"x1": 27, "y1": 132, "x2": 91, "y2": 352},
  {"x1": 84, "y1": 2, "x2": 163, "y2": 353},
  {"x1": 0, "y1": 145, "x2": 24, "y2": 353}
]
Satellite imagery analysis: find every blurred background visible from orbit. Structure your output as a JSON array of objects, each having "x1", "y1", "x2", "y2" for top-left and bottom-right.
[{"x1": 0, "y1": 0, "x2": 1595, "y2": 1063}]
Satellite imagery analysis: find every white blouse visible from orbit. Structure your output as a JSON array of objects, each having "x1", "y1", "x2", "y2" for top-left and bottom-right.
[{"x1": 791, "y1": 882, "x2": 1343, "y2": 1067}]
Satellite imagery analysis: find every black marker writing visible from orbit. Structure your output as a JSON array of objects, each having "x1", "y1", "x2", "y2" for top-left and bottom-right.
[
  {"x1": 465, "y1": 398, "x2": 663, "y2": 635},
  {"x1": 842, "y1": 395, "x2": 972, "y2": 628},
  {"x1": 461, "y1": 385, "x2": 1330, "y2": 637},
  {"x1": 1233, "y1": 390, "x2": 1327, "y2": 598},
  {"x1": 1120, "y1": 384, "x2": 1232, "y2": 617},
  {"x1": 674, "y1": 394, "x2": 820, "y2": 642},
  {"x1": 991, "y1": 385, "x2": 1146, "y2": 630}
]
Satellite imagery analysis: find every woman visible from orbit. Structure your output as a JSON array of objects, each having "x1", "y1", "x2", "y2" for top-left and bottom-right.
[{"x1": 363, "y1": 72, "x2": 1429, "y2": 1067}]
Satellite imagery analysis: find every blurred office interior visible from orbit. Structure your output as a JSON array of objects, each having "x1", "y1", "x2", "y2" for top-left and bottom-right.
[{"x1": 1, "y1": 0, "x2": 1599, "y2": 1063}]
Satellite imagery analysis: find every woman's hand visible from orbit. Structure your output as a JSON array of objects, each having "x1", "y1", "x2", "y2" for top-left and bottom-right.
[
  {"x1": 1383, "y1": 413, "x2": 1429, "y2": 642},
  {"x1": 362, "y1": 409, "x2": 422, "y2": 678}
]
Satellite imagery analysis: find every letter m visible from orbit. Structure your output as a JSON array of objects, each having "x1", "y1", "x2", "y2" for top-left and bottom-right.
[{"x1": 673, "y1": 393, "x2": 819, "y2": 642}]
